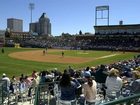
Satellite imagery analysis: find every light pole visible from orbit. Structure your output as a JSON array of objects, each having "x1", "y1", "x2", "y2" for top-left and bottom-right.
[{"x1": 29, "y1": 3, "x2": 34, "y2": 24}]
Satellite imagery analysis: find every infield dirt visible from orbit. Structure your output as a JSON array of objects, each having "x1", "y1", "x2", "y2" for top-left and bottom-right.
[{"x1": 8, "y1": 49, "x2": 118, "y2": 64}]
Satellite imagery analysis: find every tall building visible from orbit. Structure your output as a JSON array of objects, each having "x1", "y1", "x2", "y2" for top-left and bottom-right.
[
  {"x1": 30, "y1": 13, "x2": 51, "y2": 36},
  {"x1": 7, "y1": 18, "x2": 23, "y2": 32}
]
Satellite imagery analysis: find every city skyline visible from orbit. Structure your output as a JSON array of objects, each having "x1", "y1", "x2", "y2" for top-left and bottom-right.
[{"x1": 0, "y1": 0, "x2": 140, "y2": 36}]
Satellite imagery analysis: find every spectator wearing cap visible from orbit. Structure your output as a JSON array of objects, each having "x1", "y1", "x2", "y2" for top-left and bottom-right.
[
  {"x1": 82, "y1": 66, "x2": 91, "y2": 78},
  {"x1": 84, "y1": 71, "x2": 91, "y2": 77},
  {"x1": 2, "y1": 73, "x2": 10, "y2": 92}
]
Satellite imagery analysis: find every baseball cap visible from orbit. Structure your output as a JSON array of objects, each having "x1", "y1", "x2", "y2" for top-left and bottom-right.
[
  {"x1": 84, "y1": 71, "x2": 91, "y2": 77},
  {"x1": 2, "y1": 73, "x2": 6, "y2": 76}
]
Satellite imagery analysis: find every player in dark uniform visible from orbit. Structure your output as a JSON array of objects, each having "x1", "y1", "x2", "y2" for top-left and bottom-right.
[
  {"x1": 62, "y1": 51, "x2": 64, "y2": 57},
  {"x1": 43, "y1": 50, "x2": 45, "y2": 55},
  {"x1": 1, "y1": 48, "x2": 4, "y2": 54}
]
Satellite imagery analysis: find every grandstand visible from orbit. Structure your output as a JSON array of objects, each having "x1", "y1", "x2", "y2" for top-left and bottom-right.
[
  {"x1": 74, "y1": 24, "x2": 140, "y2": 52},
  {"x1": 4, "y1": 22, "x2": 140, "y2": 52}
]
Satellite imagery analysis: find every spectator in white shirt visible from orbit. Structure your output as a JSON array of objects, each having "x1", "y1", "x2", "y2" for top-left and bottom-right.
[
  {"x1": 105, "y1": 68, "x2": 122, "y2": 100},
  {"x1": 80, "y1": 73, "x2": 97, "y2": 105},
  {"x1": 2, "y1": 73, "x2": 10, "y2": 92}
]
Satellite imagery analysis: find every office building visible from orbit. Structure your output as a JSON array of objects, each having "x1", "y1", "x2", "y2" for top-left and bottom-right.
[
  {"x1": 30, "y1": 13, "x2": 51, "y2": 36},
  {"x1": 7, "y1": 18, "x2": 23, "y2": 32}
]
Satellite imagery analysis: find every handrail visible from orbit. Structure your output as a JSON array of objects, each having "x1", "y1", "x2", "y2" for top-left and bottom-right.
[
  {"x1": 102, "y1": 93, "x2": 140, "y2": 105},
  {"x1": 34, "y1": 86, "x2": 39, "y2": 105},
  {"x1": 34, "y1": 81, "x2": 59, "y2": 105}
]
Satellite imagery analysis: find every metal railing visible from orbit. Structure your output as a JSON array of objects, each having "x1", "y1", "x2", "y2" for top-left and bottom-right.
[
  {"x1": 0, "y1": 80, "x2": 8, "y2": 105},
  {"x1": 34, "y1": 81, "x2": 59, "y2": 105},
  {"x1": 34, "y1": 82, "x2": 140, "y2": 105},
  {"x1": 102, "y1": 93, "x2": 140, "y2": 105}
]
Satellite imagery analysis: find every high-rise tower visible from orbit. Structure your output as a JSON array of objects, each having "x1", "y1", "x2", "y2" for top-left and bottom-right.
[
  {"x1": 7, "y1": 18, "x2": 23, "y2": 32},
  {"x1": 30, "y1": 13, "x2": 51, "y2": 36}
]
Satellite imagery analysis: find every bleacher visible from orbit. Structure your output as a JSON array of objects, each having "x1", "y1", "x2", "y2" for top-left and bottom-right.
[{"x1": 0, "y1": 74, "x2": 140, "y2": 105}]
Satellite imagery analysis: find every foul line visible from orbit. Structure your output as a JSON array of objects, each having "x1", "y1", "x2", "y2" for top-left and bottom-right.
[{"x1": 95, "y1": 54, "x2": 119, "y2": 60}]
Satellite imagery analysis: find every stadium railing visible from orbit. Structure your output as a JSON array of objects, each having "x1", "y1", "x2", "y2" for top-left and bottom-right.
[
  {"x1": 102, "y1": 93, "x2": 140, "y2": 105},
  {"x1": 34, "y1": 82, "x2": 140, "y2": 105},
  {"x1": 0, "y1": 80, "x2": 8, "y2": 105},
  {"x1": 34, "y1": 81, "x2": 59, "y2": 105}
]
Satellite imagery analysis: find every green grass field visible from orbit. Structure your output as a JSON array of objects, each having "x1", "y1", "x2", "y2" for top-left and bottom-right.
[{"x1": 0, "y1": 47, "x2": 139, "y2": 78}]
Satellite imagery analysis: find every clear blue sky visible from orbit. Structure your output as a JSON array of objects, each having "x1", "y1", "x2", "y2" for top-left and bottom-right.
[{"x1": 0, "y1": 0, "x2": 139, "y2": 36}]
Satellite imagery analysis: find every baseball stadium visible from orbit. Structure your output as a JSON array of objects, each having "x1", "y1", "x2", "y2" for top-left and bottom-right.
[{"x1": 0, "y1": 5, "x2": 140, "y2": 105}]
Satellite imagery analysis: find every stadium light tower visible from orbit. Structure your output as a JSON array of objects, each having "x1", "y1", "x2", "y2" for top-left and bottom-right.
[
  {"x1": 95, "y1": 5, "x2": 109, "y2": 26},
  {"x1": 29, "y1": 3, "x2": 34, "y2": 23}
]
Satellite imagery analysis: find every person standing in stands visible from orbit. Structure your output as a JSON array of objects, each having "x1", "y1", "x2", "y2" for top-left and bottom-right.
[
  {"x1": 105, "y1": 68, "x2": 122, "y2": 100},
  {"x1": 82, "y1": 75, "x2": 97, "y2": 105},
  {"x1": 95, "y1": 64, "x2": 108, "y2": 98},
  {"x1": 2, "y1": 73, "x2": 10, "y2": 92},
  {"x1": 60, "y1": 73, "x2": 77, "y2": 104},
  {"x1": 95, "y1": 65, "x2": 108, "y2": 83},
  {"x1": 130, "y1": 71, "x2": 140, "y2": 94}
]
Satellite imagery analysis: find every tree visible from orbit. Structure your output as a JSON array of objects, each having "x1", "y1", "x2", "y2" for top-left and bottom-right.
[
  {"x1": 79, "y1": 30, "x2": 82, "y2": 35},
  {"x1": 5, "y1": 30, "x2": 10, "y2": 37}
]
